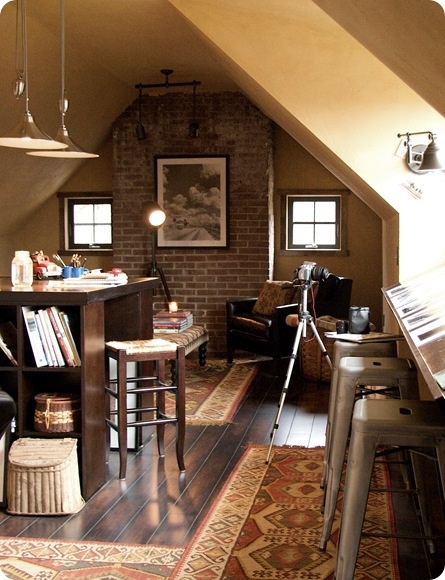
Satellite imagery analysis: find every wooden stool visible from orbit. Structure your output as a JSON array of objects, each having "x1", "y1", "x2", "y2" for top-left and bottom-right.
[
  {"x1": 336, "y1": 398, "x2": 445, "y2": 580},
  {"x1": 105, "y1": 338, "x2": 186, "y2": 479}
]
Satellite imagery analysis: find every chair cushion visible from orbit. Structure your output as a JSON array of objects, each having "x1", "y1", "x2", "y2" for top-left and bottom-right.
[
  {"x1": 252, "y1": 281, "x2": 298, "y2": 316},
  {"x1": 229, "y1": 315, "x2": 272, "y2": 338}
]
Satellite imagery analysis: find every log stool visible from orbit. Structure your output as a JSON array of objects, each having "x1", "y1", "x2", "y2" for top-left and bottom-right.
[
  {"x1": 105, "y1": 338, "x2": 186, "y2": 479},
  {"x1": 335, "y1": 398, "x2": 445, "y2": 580},
  {"x1": 319, "y1": 356, "x2": 419, "y2": 550},
  {"x1": 320, "y1": 339, "x2": 398, "y2": 489},
  {"x1": 7, "y1": 438, "x2": 84, "y2": 515}
]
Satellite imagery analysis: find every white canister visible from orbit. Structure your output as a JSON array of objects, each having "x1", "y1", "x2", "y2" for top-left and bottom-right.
[{"x1": 11, "y1": 250, "x2": 33, "y2": 287}]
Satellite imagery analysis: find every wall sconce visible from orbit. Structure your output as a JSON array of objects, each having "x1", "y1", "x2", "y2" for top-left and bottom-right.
[
  {"x1": 144, "y1": 201, "x2": 174, "y2": 306},
  {"x1": 397, "y1": 131, "x2": 445, "y2": 173},
  {"x1": 135, "y1": 70, "x2": 201, "y2": 140}
]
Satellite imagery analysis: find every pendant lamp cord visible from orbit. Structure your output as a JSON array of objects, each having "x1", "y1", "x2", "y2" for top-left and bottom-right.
[{"x1": 60, "y1": 0, "x2": 68, "y2": 124}]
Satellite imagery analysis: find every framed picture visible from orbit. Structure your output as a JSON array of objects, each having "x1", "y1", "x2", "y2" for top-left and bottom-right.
[{"x1": 156, "y1": 155, "x2": 229, "y2": 248}]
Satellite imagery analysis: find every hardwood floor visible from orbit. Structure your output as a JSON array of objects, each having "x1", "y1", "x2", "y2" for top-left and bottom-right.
[{"x1": 0, "y1": 357, "x2": 444, "y2": 578}]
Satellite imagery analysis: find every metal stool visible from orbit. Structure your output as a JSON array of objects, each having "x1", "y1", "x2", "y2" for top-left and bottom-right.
[
  {"x1": 336, "y1": 398, "x2": 445, "y2": 580},
  {"x1": 321, "y1": 339, "x2": 398, "y2": 489},
  {"x1": 105, "y1": 338, "x2": 186, "y2": 479},
  {"x1": 319, "y1": 356, "x2": 418, "y2": 550}
]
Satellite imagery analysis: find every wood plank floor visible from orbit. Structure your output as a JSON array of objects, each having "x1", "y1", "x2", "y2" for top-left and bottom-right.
[{"x1": 0, "y1": 358, "x2": 444, "y2": 578}]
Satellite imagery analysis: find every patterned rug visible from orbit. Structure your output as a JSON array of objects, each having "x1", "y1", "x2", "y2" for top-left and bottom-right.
[
  {"x1": 172, "y1": 358, "x2": 259, "y2": 425},
  {"x1": 0, "y1": 446, "x2": 399, "y2": 579},
  {"x1": 172, "y1": 445, "x2": 400, "y2": 579}
]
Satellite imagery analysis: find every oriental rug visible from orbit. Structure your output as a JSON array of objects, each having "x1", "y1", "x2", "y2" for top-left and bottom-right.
[
  {"x1": 172, "y1": 358, "x2": 259, "y2": 425},
  {"x1": 0, "y1": 446, "x2": 399, "y2": 580}
]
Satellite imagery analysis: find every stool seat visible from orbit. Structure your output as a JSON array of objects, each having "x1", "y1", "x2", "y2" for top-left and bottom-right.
[
  {"x1": 105, "y1": 339, "x2": 186, "y2": 479},
  {"x1": 321, "y1": 339, "x2": 397, "y2": 489},
  {"x1": 106, "y1": 338, "x2": 178, "y2": 354},
  {"x1": 336, "y1": 398, "x2": 445, "y2": 580},
  {"x1": 320, "y1": 356, "x2": 418, "y2": 550}
]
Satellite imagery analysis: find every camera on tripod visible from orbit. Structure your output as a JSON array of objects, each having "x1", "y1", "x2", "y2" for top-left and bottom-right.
[{"x1": 293, "y1": 261, "x2": 330, "y2": 284}]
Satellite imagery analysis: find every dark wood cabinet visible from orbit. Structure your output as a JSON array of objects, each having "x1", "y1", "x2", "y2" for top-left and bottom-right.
[{"x1": 0, "y1": 277, "x2": 159, "y2": 500}]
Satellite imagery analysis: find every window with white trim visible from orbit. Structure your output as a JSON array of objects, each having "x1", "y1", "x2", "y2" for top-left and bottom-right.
[
  {"x1": 58, "y1": 192, "x2": 113, "y2": 252},
  {"x1": 280, "y1": 190, "x2": 348, "y2": 254}
]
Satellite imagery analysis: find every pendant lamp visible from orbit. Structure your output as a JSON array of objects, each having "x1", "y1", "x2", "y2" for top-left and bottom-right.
[
  {"x1": 28, "y1": 0, "x2": 98, "y2": 158},
  {"x1": 0, "y1": 0, "x2": 66, "y2": 150}
]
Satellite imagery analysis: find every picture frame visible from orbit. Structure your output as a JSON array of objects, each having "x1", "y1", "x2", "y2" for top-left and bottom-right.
[{"x1": 155, "y1": 155, "x2": 229, "y2": 248}]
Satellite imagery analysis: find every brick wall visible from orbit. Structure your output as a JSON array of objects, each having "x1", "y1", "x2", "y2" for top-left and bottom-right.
[{"x1": 112, "y1": 91, "x2": 273, "y2": 354}]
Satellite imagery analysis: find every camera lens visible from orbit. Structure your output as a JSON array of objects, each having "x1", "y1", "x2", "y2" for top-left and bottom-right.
[{"x1": 311, "y1": 266, "x2": 330, "y2": 281}]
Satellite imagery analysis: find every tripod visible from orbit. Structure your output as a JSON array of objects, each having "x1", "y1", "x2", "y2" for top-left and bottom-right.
[{"x1": 266, "y1": 280, "x2": 332, "y2": 464}]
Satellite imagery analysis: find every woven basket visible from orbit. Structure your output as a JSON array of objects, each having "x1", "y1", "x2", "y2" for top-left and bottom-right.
[
  {"x1": 34, "y1": 393, "x2": 81, "y2": 433},
  {"x1": 299, "y1": 316, "x2": 338, "y2": 382}
]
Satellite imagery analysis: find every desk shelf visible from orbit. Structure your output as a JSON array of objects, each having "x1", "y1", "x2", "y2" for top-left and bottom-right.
[{"x1": 0, "y1": 277, "x2": 158, "y2": 499}]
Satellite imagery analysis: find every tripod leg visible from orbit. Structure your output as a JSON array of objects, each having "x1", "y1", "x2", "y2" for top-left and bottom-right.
[
  {"x1": 308, "y1": 319, "x2": 332, "y2": 369},
  {"x1": 266, "y1": 320, "x2": 305, "y2": 464}
]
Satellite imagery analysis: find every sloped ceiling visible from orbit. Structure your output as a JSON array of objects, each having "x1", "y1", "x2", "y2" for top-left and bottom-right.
[{"x1": 0, "y1": 0, "x2": 444, "y2": 237}]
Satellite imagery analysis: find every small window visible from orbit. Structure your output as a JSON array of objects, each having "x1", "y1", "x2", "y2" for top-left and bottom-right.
[
  {"x1": 280, "y1": 190, "x2": 348, "y2": 254},
  {"x1": 58, "y1": 193, "x2": 112, "y2": 252}
]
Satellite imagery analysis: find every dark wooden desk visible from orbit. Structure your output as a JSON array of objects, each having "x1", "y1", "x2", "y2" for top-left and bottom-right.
[
  {"x1": 383, "y1": 265, "x2": 445, "y2": 401},
  {"x1": 0, "y1": 276, "x2": 159, "y2": 499}
]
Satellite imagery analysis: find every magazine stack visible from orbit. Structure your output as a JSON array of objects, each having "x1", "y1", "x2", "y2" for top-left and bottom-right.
[{"x1": 153, "y1": 310, "x2": 193, "y2": 333}]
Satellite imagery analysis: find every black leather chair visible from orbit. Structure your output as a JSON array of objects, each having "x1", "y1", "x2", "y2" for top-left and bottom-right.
[
  {"x1": 226, "y1": 275, "x2": 352, "y2": 371},
  {"x1": 0, "y1": 390, "x2": 16, "y2": 438}
]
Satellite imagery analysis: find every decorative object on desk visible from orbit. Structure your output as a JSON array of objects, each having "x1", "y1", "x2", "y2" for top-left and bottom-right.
[
  {"x1": 155, "y1": 155, "x2": 228, "y2": 248},
  {"x1": 31, "y1": 251, "x2": 62, "y2": 280},
  {"x1": 34, "y1": 393, "x2": 81, "y2": 433},
  {"x1": 153, "y1": 310, "x2": 193, "y2": 333},
  {"x1": 167, "y1": 358, "x2": 258, "y2": 425},
  {"x1": 169, "y1": 301, "x2": 178, "y2": 313},
  {"x1": 11, "y1": 250, "x2": 33, "y2": 288},
  {"x1": 349, "y1": 305, "x2": 371, "y2": 334}
]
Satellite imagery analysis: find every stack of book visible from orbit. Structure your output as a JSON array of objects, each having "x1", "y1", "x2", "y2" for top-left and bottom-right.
[
  {"x1": 22, "y1": 306, "x2": 81, "y2": 368},
  {"x1": 153, "y1": 310, "x2": 193, "y2": 333}
]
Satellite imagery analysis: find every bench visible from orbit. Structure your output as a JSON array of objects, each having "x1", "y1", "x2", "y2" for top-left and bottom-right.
[{"x1": 154, "y1": 325, "x2": 209, "y2": 367}]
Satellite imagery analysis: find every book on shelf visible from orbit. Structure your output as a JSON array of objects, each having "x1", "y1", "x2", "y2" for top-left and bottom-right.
[
  {"x1": 59, "y1": 310, "x2": 81, "y2": 366},
  {"x1": 47, "y1": 306, "x2": 75, "y2": 367},
  {"x1": 22, "y1": 306, "x2": 81, "y2": 368},
  {"x1": 35, "y1": 311, "x2": 55, "y2": 367},
  {"x1": 41, "y1": 308, "x2": 65, "y2": 367},
  {"x1": 0, "y1": 321, "x2": 18, "y2": 366},
  {"x1": 22, "y1": 307, "x2": 48, "y2": 367}
]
